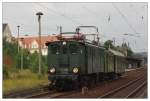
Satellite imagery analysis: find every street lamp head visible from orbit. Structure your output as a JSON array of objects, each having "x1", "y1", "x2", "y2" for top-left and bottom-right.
[
  {"x1": 36, "y1": 12, "x2": 43, "y2": 16},
  {"x1": 17, "y1": 25, "x2": 20, "y2": 28}
]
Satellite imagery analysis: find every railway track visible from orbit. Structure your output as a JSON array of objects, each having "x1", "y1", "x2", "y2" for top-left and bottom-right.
[
  {"x1": 26, "y1": 89, "x2": 79, "y2": 98},
  {"x1": 125, "y1": 81, "x2": 147, "y2": 98},
  {"x1": 3, "y1": 85, "x2": 50, "y2": 98},
  {"x1": 28, "y1": 68, "x2": 147, "y2": 98},
  {"x1": 48, "y1": 90, "x2": 78, "y2": 98},
  {"x1": 99, "y1": 74, "x2": 147, "y2": 98},
  {"x1": 26, "y1": 90, "x2": 56, "y2": 98},
  {"x1": 4, "y1": 68, "x2": 147, "y2": 98}
]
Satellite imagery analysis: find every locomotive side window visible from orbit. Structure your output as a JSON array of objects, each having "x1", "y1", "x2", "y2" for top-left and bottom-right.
[
  {"x1": 69, "y1": 44, "x2": 79, "y2": 54},
  {"x1": 50, "y1": 44, "x2": 60, "y2": 54}
]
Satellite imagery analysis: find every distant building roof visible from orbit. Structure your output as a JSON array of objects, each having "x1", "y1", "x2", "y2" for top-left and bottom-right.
[
  {"x1": 19, "y1": 35, "x2": 58, "y2": 48},
  {"x1": 109, "y1": 49, "x2": 125, "y2": 57}
]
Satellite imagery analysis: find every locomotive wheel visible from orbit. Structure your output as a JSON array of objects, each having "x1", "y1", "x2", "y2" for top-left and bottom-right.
[{"x1": 79, "y1": 76, "x2": 95, "y2": 88}]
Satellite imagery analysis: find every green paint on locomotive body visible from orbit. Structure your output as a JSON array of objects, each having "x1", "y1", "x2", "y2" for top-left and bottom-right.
[{"x1": 47, "y1": 40, "x2": 85, "y2": 74}]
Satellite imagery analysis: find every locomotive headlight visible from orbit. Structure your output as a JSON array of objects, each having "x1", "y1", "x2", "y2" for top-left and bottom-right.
[
  {"x1": 49, "y1": 68, "x2": 55, "y2": 73},
  {"x1": 62, "y1": 41, "x2": 66, "y2": 45},
  {"x1": 73, "y1": 67, "x2": 79, "y2": 73}
]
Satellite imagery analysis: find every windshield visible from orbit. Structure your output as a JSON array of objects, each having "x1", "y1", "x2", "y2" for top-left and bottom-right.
[
  {"x1": 62, "y1": 45, "x2": 67, "y2": 54},
  {"x1": 49, "y1": 42, "x2": 80, "y2": 54},
  {"x1": 69, "y1": 44, "x2": 79, "y2": 54},
  {"x1": 50, "y1": 44, "x2": 60, "y2": 54}
]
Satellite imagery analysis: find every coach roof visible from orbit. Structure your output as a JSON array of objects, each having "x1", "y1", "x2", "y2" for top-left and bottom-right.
[{"x1": 109, "y1": 49, "x2": 125, "y2": 57}]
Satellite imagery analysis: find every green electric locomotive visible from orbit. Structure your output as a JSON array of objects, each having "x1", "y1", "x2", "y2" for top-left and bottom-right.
[{"x1": 46, "y1": 26, "x2": 126, "y2": 90}]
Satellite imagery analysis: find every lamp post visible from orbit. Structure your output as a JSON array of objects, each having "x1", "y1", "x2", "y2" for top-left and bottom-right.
[
  {"x1": 17, "y1": 25, "x2": 20, "y2": 53},
  {"x1": 59, "y1": 26, "x2": 62, "y2": 34},
  {"x1": 36, "y1": 12, "x2": 43, "y2": 75},
  {"x1": 20, "y1": 38, "x2": 24, "y2": 70}
]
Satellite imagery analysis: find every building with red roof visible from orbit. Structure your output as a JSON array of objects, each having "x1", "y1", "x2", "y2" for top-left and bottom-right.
[{"x1": 19, "y1": 35, "x2": 58, "y2": 55}]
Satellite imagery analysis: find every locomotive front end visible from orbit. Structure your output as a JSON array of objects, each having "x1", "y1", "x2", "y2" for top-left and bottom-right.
[{"x1": 46, "y1": 41, "x2": 84, "y2": 90}]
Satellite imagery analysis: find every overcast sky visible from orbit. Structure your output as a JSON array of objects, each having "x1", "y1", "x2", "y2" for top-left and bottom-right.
[{"x1": 3, "y1": 2, "x2": 148, "y2": 52}]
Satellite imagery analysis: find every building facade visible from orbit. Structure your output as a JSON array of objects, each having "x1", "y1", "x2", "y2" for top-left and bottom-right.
[
  {"x1": 19, "y1": 35, "x2": 58, "y2": 55},
  {"x1": 3, "y1": 23, "x2": 13, "y2": 42}
]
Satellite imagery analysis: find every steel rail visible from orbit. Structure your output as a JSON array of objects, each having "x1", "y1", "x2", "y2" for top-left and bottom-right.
[
  {"x1": 26, "y1": 90, "x2": 56, "y2": 98},
  {"x1": 125, "y1": 81, "x2": 147, "y2": 98},
  {"x1": 98, "y1": 75, "x2": 146, "y2": 98},
  {"x1": 4, "y1": 85, "x2": 49, "y2": 98},
  {"x1": 50, "y1": 90, "x2": 80, "y2": 98}
]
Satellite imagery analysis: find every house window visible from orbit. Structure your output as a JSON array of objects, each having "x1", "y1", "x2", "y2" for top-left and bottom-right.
[{"x1": 31, "y1": 44, "x2": 39, "y2": 49}]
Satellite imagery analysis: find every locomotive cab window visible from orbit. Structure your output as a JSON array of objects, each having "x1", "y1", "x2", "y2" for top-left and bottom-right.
[
  {"x1": 69, "y1": 44, "x2": 79, "y2": 54},
  {"x1": 62, "y1": 45, "x2": 67, "y2": 54},
  {"x1": 50, "y1": 44, "x2": 60, "y2": 54}
]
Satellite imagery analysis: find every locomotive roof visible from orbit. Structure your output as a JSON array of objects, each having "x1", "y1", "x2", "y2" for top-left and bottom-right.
[
  {"x1": 46, "y1": 40, "x2": 105, "y2": 49},
  {"x1": 84, "y1": 42, "x2": 105, "y2": 50}
]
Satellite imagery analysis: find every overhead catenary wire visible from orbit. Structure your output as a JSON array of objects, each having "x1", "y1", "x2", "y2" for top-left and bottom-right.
[
  {"x1": 32, "y1": 3, "x2": 59, "y2": 32},
  {"x1": 82, "y1": 6, "x2": 105, "y2": 28},
  {"x1": 35, "y1": 3, "x2": 84, "y2": 26},
  {"x1": 111, "y1": 3, "x2": 138, "y2": 35},
  {"x1": 82, "y1": 6, "x2": 120, "y2": 40},
  {"x1": 82, "y1": 6, "x2": 105, "y2": 33}
]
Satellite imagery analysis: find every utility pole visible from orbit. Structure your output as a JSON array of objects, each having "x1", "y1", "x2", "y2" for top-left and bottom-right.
[
  {"x1": 36, "y1": 12, "x2": 43, "y2": 75},
  {"x1": 17, "y1": 25, "x2": 20, "y2": 53},
  {"x1": 113, "y1": 37, "x2": 116, "y2": 46},
  {"x1": 21, "y1": 38, "x2": 24, "y2": 70},
  {"x1": 59, "y1": 26, "x2": 62, "y2": 34}
]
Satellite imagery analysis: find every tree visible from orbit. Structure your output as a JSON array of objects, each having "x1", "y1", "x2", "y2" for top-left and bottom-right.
[
  {"x1": 3, "y1": 38, "x2": 48, "y2": 79},
  {"x1": 103, "y1": 39, "x2": 134, "y2": 57},
  {"x1": 104, "y1": 40, "x2": 114, "y2": 49},
  {"x1": 119, "y1": 43, "x2": 133, "y2": 56}
]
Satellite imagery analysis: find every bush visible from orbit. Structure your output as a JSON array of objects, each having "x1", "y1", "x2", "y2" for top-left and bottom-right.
[
  {"x1": 3, "y1": 65, "x2": 9, "y2": 79},
  {"x1": 3, "y1": 38, "x2": 48, "y2": 76},
  {"x1": 3, "y1": 69, "x2": 48, "y2": 93}
]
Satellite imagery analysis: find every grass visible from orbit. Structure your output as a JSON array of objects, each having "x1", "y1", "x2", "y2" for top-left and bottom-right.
[{"x1": 3, "y1": 69, "x2": 49, "y2": 94}]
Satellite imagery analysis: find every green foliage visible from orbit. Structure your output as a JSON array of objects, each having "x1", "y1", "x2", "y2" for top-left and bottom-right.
[
  {"x1": 3, "y1": 38, "x2": 18, "y2": 69},
  {"x1": 28, "y1": 52, "x2": 39, "y2": 73},
  {"x1": 104, "y1": 40, "x2": 115, "y2": 49},
  {"x1": 3, "y1": 65, "x2": 9, "y2": 79},
  {"x1": 41, "y1": 56, "x2": 48, "y2": 73},
  {"x1": 127, "y1": 49, "x2": 133, "y2": 56},
  {"x1": 3, "y1": 38, "x2": 48, "y2": 79},
  {"x1": 3, "y1": 69, "x2": 48, "y2": 93},
  {"x1": 3, "y1": 38, "x2": 18, "y2": 56},
  {"x1": 103, "y1": 40, "x2": 134, "y2": 56},
  {"x1": 3, "y1": 38, "x2": 49, "y2": 92},
  {"x1": 121, "y1": 43, "x2": 133, "y2": 56}
]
